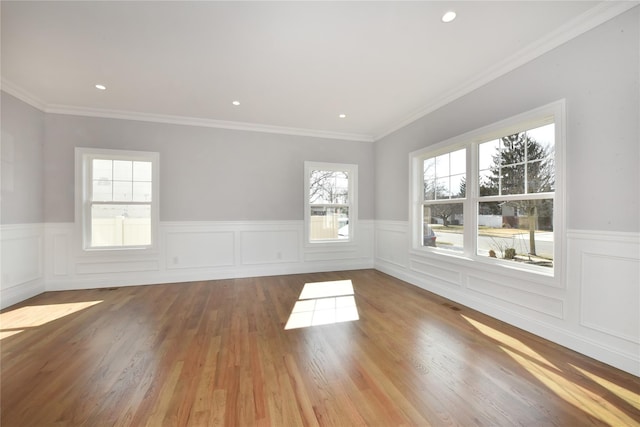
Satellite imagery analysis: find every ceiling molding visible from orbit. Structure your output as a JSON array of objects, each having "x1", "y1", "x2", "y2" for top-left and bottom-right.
[
  {"x1": 374, "y1": 1, "x2": 640, "y2": 141},
  {"x1": 44, "y1": 104, "x2": 375, "y2": 143},
  {"x1": 1, "y1": 78, "x2": 47, "y2": 111}
]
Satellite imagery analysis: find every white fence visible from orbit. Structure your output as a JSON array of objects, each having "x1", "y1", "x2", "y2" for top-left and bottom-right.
[{"x1": 92, "y1": 217, "x2": 151, "y2": 246}]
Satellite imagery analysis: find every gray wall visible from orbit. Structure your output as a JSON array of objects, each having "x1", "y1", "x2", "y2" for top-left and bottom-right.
[
  {"x1": 375, "y1": 7, "x2": 639, "y2": 233},
  {"x1": 43, "y1": 114, "x2": 375, "y2": 222},
  {"x1": 1, "y1": 93, "x2": 44, "y2": 224}
]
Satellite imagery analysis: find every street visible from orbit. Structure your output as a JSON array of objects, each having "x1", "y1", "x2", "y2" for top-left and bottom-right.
[{"x1": 433, "y1": 229, "x2": 554, "y2": 259}]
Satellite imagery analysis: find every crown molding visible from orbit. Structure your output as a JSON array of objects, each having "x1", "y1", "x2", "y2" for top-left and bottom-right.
[
  {"x1": 44, "y1": 104, "x2": 374, "y2": 142},
  {"x1": 0, "y1": 80, "x2": 373, "y2": 143},
  {"x1": 1, "y1": 78, "x2": 47, "y2": 111},
  {"x1": 374, "y1": 1, "x2": 640, "y2": 141}
]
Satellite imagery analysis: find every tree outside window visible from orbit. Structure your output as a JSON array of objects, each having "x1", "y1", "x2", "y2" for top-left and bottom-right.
[{"x1": 478, "y1": 124, "x2": 555, "y2": 266}]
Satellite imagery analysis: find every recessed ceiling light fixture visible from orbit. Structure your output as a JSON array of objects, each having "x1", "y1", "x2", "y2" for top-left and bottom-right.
[
  {"x1": 339, "y1": 114, "x2": 347, "y2": 119},
  {"x1": 442, "y1": 11, "x2": 456, "y2": 23},
  {"x1": 232, "y1": 100, "x2": 240, "y2": 106},
  {"x1": 95, "y1": 84, "x2": 107, "y2": 90}
]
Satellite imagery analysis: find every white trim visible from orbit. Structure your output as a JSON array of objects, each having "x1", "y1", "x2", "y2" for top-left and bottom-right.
[
  {"x1": 45, "y1": 104, "x2": 374, "y2": 143},
  {"x1": 375, "y1": 1, "x2": 638, "y2": 141},
  {"x1": 0, "y1": 223, "x2": 46, "y2": 309},
  {"x1": 567, "y1": 229, "x2": 640, "y2": 243},
  {"x1": 1, "y1": 78, "x2": 47, "y2": 111},
  {"x1": 40, "y1": 220, "x2": 374, "y2": 293}
]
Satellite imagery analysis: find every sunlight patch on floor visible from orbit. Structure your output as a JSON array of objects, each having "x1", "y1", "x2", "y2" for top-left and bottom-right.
[
  {"x1": 461, "y1": 314, "x2": 559, "y2": 370},
  {"x1": 503, "y1": 347, "x2": 637, "y2": 426},
  {"x1": 461, "y1": 313, "x2": 637, "y2": 425},
  {"x1": 285, "y1": 280, "x2": 359, "y2": 330},
  {"x1": 0, "y1": 300, "x2": 103, "y2": 340},
  {"x1": 570, "y1": 364, "x2": 640, "y2": 412}
]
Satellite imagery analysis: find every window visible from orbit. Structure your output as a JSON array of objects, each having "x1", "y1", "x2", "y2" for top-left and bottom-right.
[
  {"x1": 422, "y1": 148, "x2": 466, "y2": 252},
  {"x1": 477, "y1": 123, "x2": 555, "y2": 267},
  {"x1": 411, "y1": 101, "x2": 564, "y2": 276},
  {"x1": 76, "y1": 148, "x2": 159, "y2": 250},
  {"x1": 304, "y1": 162, "x2": 357, "y2": 243}
]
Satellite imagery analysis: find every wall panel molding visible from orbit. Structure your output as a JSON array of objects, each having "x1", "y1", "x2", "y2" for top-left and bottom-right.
[
  {"x1": 41, "y1": 220, "x2": 374, "y2": 292},
  {"x1": 568, "y1": 230, "x2": 640, "y2": 348},
  {"x1": 1, "y1": 223, "x2": 45, "y2": 309}
]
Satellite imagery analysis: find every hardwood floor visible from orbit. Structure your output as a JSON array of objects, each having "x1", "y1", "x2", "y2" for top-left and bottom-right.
[{"x1": 2, "y1": 269, "x2": 639, "y2": 426}]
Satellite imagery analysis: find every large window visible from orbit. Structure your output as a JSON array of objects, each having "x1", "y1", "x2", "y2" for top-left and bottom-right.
[
  {"x1": 76, "y1": 148, "x2": 159, "y2": 250},
  {"x1": 411, "y1": 101, "x2": 564, "y2": 276},
  {"x1": 304, "y1": 162, "x2": 357, "y2": 243}
]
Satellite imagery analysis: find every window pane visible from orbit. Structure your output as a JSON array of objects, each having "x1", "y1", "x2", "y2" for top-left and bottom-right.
[
  {"x1": 478, "y1": 199, "x2": 553, "y2": 268},
  {"x1": 527, "y1": 159, "x2": 554, "y2": 193},
  {"x1": 423, "y1": 158, "x2": 435, "y2": 182},
  {"x1": 425, "y1": 149, "x2": 466, "y2": 200},
  {"x1": 451, "y1": 174, "x2": 465, "y2": 198},
  {"x1": 91, "y1": 204, "x2": 151, "y2": 247},
  {"x1": 133, "y1": 161, "x2": 152, "y2": 181},
  {"x1": 424, "y1": 179, "x2": 436, "y2": 201},
  {"x1": 113, "y1": 160, "x2": 133, "y2": 181},
  {"x1": 500, "y1": 132, "x2": 527, "y2": 165},
  {"x1": 423, "y1": 203, "x2": 464, "y2": 251},
  {"x1": 479, "y1": 139, "x2": 499, "y2": 171},
  {"x1": 436, "y1": 177, "x2": 449, "y2": 199},
  {"x1": 525, "y1": 124, "x2": 554, "y2": 155},
  {"x1": 479, "y1": 169, "x2": 498, "y2": 196},
  {"x1": 435, "y1": 153, "x2": 450, "y2": 177},
  {"x1": 501, "y1": 164, "x2": 525, "y2": 195},
  {"x1": 113, "y1": 181, "x2": 133, "y2": 201},
  {"x1": 309, "y1": 206, "x2": 349, "y2": 241},
  {"x1": 309, "y1": 170, "x2": 348, "y2": 204},
  {"x1": 92, "y1": 179, "x2": 112, "y2": 202},
  {"x1": 480, "y1": 126, "x2": 554, "y2": 197},
  {"x1": 92, "y1": 159, "x2": 112, "y2": 181},
  {"x1": 450, "y1": 149, "x2": 466, "y2": 175},
  {"x1": 423, "y1": 158, "x2": 436, "y2": 201},
  {"x1": 133, "y1": 182, "x2": 152, "y2": 202}
]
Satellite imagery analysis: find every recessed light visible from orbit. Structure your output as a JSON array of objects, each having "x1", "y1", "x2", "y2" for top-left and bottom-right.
[
  {"x1": 339, "y1": 114, "x2": 347, "y2": 119},
  {"x1": 95, "y1": 84, "x2": 107, "y2": 90},
  {"x1": 232, "y1": 100, "x2": 240, "y2": 106},
  {"x1": 442, "y1": 11, "x2": 456, "y2": 23}
]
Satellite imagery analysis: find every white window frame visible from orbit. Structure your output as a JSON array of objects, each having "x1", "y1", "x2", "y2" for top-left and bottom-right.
[
  {"x1": 410, "y1": 100, "x2": 565, "y2": 280},
  {"x1": 304, "y1": 161, "x2": 358, "y2": 245},
  {"x1": 75, "y1": 147, "x2": 160, "y2": 252}
]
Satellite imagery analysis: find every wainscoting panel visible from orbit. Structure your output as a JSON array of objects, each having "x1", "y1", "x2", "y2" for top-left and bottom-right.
[
  {"x1": 241, "y1": 229, "x2": 300, "y2": 265},
  {"x1": 410, "y1": 258, "x2": 461, "y2": 288},
  {"x1": 166, "y1": 230, "x2": 235, "y2": 269},
  {"x1": 569, "y1": 231, "x2": 640, "y2": 345},
  {"x1": 580, "y1": 252, "x2": 639, "y2": 342},
  {"x1": 75, "y1": 259, "x2": 161, "y2": 275},
  {"x1": 375, "y1": 220, "x2": 640, "y2": 376},
  {"x1": 466, "y1": 274, "x2": 564, "y2": 319},
  {"x1": 43, "y1": 220, "x2": 374, "y2": 293},
  {"x1": 375, "y1": 221, "x2": 409, "y2": 268},
  {"x1": 0, "y1": 223, "x2": 45, "y2": 309}
]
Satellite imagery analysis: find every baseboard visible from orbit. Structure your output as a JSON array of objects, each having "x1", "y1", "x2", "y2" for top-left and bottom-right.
[{"x1": 0, "y1": 278, "x2": 46, "y2": 309}]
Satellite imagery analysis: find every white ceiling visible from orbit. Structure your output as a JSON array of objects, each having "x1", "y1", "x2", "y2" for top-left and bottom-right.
[{"x1": 1, "y1": 1, "x2": 634, "y2": 141}]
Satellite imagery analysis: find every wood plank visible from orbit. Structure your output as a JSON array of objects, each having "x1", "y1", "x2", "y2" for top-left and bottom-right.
[{"x1": 1, "y1": 270, "x2": 638, "y2": 426}]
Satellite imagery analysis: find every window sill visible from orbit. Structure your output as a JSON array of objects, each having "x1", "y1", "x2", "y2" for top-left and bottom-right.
[{"x1": 410, "y1": 246, "x2": 558, "y2": 284}]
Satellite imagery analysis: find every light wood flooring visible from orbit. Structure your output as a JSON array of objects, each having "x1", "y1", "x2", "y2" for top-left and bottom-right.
[{"x1": 2, "y1": 269, "x2": 639, "y2": 426}]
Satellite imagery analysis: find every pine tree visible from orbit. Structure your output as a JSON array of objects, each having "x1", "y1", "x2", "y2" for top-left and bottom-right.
[{"x1": 480, "y1": 132, "x2": 554, "y2": 256}]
